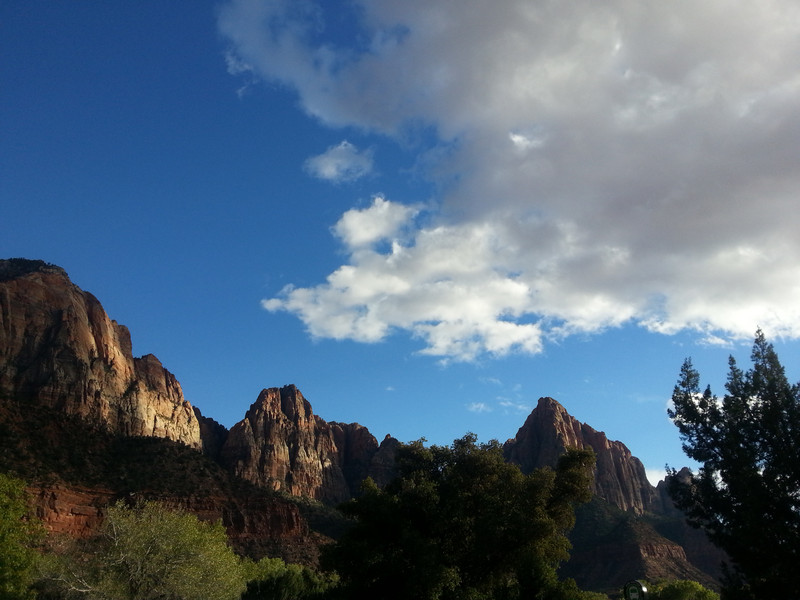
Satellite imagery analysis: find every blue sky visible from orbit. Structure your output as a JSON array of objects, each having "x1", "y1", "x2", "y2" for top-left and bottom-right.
[{"x1": 3, "y1": 1, "x2": 800, "y2": 485}]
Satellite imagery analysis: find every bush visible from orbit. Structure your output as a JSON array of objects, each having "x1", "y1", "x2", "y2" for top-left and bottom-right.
[{"x1": 649, "y1": 579, "x2": 719, "y2": 600}]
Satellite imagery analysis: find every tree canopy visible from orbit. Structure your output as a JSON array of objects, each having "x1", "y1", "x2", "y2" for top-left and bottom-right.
[
  {"x1": 0, "y1": 473, "x2": 42, "y2": 600},
  {"x1": 648, "y1": 579, "x2": 719, "y2": 600},
  {"x1": 40, "y1": 500, "x2": 245, "y2": 600},
  {"x1": 668, "y1": 330, "x2": 800, "y2": 598},
  {"x1": 323, "y1": 434, "x2": 596, "y2": 600}
]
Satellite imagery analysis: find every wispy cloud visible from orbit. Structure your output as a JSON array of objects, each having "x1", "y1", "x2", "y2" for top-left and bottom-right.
[
  {"x1": 498, "y1": 399, "x2": 533, "y2": 414},
  {"x1": 304, "y1": 140, "x2": 373, "y2": 183},
  {"x1": 467, "y1": 402, "x2": 492, "y2": 413},
  {"x1": 222, "y1": 0, "x2": 800, "y2": 361}
]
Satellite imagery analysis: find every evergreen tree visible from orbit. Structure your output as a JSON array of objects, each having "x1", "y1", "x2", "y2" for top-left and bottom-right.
[
  {"x1": 668, "y1": 330, "x2": 800, "y2": 598},
  {"x1": 323, "y1": 434, "x2": 596, "y2": 600}
]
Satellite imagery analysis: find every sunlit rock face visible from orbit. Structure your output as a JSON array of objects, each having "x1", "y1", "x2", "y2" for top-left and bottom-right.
[
  {"x1": 504, "y1": 396, "x2": 657, "y2": 514},
  {"x1": 221, "y1": 385, "x2": 399, "y2": 504},
  {"x1": 221, "y1": 385, "x2": 349, "y2": 503},
  {"x1": 0, "y1": 258, "x2": 201, "y2": 449}
]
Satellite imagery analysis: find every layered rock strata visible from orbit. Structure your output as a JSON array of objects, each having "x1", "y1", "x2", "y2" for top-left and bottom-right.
[{"x1": 0, "y1": 259, "x2": 200, "y2": 448}]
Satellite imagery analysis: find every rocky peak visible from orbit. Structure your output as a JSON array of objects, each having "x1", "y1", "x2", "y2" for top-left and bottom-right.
[
  {"x1": 220, "y1": 386, "x2": 350, "y2": 503},
  {"x1": 0, "y1": 258, "x2": 201, "y2": 449},
  {"x1": 504, "y1": 397, "x2": 657, "y2": 514},
  {"x1": 220, "y1": 386, "x2": 399, "y2": 504}
]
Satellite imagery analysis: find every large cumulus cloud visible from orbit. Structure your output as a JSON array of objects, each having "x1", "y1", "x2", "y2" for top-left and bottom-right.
[{"x1": 222, "y1": 0, "x2": 800, "y2": 360}]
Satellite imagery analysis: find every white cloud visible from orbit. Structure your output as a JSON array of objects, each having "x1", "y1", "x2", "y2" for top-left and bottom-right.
[
  {"x1": 467, "y1": 402, "x2": 492, "y2": 413},
  {"x1": 263, "y1": 207, "x2": 544, "y2": 360},
  {"x1": 304, "y1": 140, "x2": 373, "y2": 182},
  {"x1": 225, "y1": 0, "x2": 800, "y2": 360},
  {"x1": 333, "y1": 196, "x2": 419, "y2": 249},
  {"x1": 645, "y1": 467, "x2": 667, "y2": 487},
  {"x1": 498, "y1": 399, "x2": 533, "y2": 414}
]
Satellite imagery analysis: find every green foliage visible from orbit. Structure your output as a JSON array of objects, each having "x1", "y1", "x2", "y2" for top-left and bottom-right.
[
  {"x1": 323, "y1": 434, "x2": 596, "y2": 600},
  {"x1": 241, "y1": 556, "x2": 336, "y2": 600},
  {"x1": 0, "y1": 473, "x2": 42, "y2": 600},
  {"x1": 648, "y1": 579, "x2": 719, "y2": 600},
  {"x1": 40, "y1": 500, "x2": 245, "y2": 600},
  {"x1": 668, "y1": 330, "x2": 800, "y2": 599}
]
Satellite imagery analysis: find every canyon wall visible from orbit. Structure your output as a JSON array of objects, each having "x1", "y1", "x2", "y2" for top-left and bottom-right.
[
  {"x1": 220, "y1": 385, "x2": 397, "y2": 504},
  {"x1": 0, "y1": 259, "x2": 200, "y2": 448}
]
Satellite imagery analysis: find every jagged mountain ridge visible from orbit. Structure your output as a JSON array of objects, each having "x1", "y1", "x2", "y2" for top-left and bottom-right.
[
  {"x1": 0, "y1": 259, "x2": 392, "y2": 503},
  {"x1": 219, "y1": 385, "x2": 398, "y2": 503},
  {"x1": 504, "y1": 396, "x2": 660, "y2": 514},
  {"x1": 0, "y1": 258, "x2": 720, "y2": 591}
]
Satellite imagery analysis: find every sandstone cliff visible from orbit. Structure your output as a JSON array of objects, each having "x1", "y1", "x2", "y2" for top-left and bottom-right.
[
  {"x1": 0, "y1": 259, "x2": 200, "y2": 448},
  {"x1": 0, "y1": 392, "x2": 318, "y2": 564},
  {"x1": 563, "y1": 501, "x2": 718, "y2": 592},
  {"x1": 504, "y1": 396, "x2": 657, "y2": 514},
  {"x1": 221, "y1": 386, "x2": 350, "y2": 504},
  {"x1": 220, "y1": 386, "x2": 398, "y2": 504}
]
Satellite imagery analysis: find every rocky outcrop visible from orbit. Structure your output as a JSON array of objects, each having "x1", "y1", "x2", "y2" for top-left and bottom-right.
[
  {"x1": 366, "y1": 434, "x2": 400, "y2": 489},
  {"x1": 221, "y1": 386, "x2": 350, "y2": 504},
  {"x1": 505, "y1": 398, "x2": 723, "y2": 591},
  {"x1": 654, "y1": 469, "x2": 728, "y2": 582},
  {"x1": 220, "y1": 386, "x2": 399, "y2": 504},
  {"x1": 329, "y1": 421, "x2": 380, "y2": 494},
  {"x1": 29, "y1": 484, "x2": 113, "y2": 540},
  {"x1": 562, "y1": 496, "x2": 721, "y2": 593},
  {"x1": 504, "y1": 397, "x2": 657, "y2": 514},
  {"x1": 28, "y1": 482, "x2": 314, "y2": 563},
  {"x1": 0, "y1": 259, "x2": 201, "y2": 448},
  {"x1": 193, "y1": 406, "x2": 229, "y2": 461}
]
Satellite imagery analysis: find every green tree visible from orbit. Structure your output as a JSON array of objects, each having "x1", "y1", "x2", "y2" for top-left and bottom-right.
[
  {"x1": 323, "y1": 434, "x2": 596, "y2": 600},
  {"x1": 42, "y1": 500, "x2": 245, "y2": 600},
  {"x1": 668, "y1": 330, "x2": 800, "y2": 599},
  {"x1": 0, "y1": 473, "x2": 42, "y2": 600},
  {"x1": 649, "y1": 579, "x2": 719, "y2": 600},
  {"x1": 241, "y1": 556, "x2": 335, "y2": 600}
]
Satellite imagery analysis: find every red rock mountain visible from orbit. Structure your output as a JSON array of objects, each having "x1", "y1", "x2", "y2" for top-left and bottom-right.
[
  {"x1": 504, "y1": 396, "x2": 658, "y2": 514},
  {"x1": 0, "y1": 259, "x2": 200, "y2": 448},
  {"x1": 0, "y1": 258, "x2": 721, "y2": 590},
  {"x1": 503, "y1": 397, "x2": 722, "y2": 591},
  {"x1": 220, "y1": 385, "x2": 397, "y2": 504}
]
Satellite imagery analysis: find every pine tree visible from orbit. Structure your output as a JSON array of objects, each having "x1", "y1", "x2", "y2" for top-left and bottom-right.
[{"x1": 668, "y1": 330, "x2": 800, "y2": 598}]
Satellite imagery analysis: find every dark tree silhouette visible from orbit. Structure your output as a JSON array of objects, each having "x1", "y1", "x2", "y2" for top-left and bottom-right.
[
  {"x1": 668, "y1": 330, "x2": 800, "y2": 599},
  {"x1": 323, "y1": 434, "x2": 596, "y2": 600}
]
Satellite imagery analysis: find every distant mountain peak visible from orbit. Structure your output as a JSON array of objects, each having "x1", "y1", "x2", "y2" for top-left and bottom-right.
[{"x1": 505, "y1": 396, "x2": 657, "y2": 514}]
